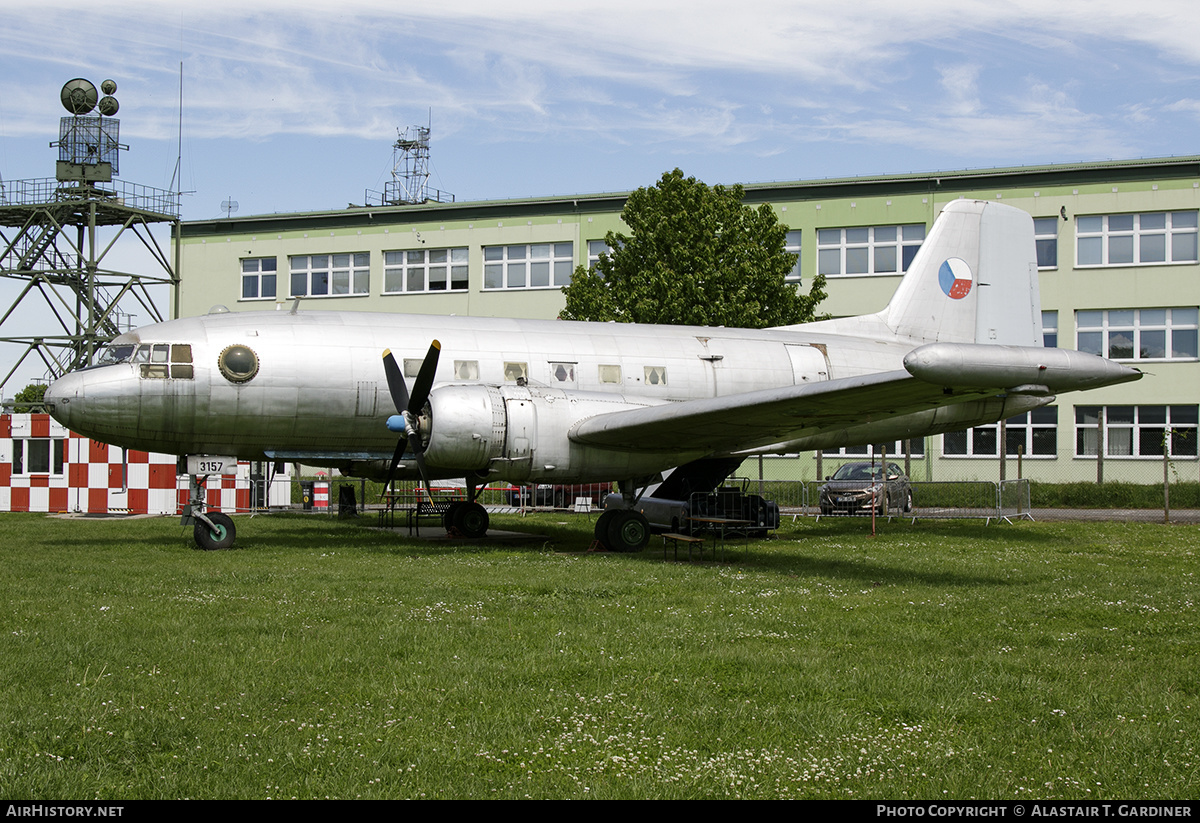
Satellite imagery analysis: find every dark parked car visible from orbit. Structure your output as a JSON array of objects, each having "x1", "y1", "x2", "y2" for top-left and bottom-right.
[{"x1": 818, "y1": 461, "x2": 913, "y2": 516}]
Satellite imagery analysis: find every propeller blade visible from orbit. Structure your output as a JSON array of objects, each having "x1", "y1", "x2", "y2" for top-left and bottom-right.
[
  {"x1": 382, "y1": 349, "x2": 409, "y2": 414},
  {"x1": 408, "y1": 340, "x2": 441, "y2": 413},
  {"x1": 379, "y1": 341, "x2": 440, "y2": 501}
]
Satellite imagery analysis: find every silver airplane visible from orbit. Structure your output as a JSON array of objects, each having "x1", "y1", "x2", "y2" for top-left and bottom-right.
[{"x1": 44, "y1": 200, "x2": 1140, "y2": 550}]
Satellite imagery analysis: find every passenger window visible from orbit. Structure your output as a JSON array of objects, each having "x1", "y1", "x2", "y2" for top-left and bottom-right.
[
  {"x1": 454, "y1": 360, "x2": 479, "y2": 380},
  {"x1": 598, "y1": 364, "x2": 621, "y2": 384},
  {"x1": 504, "y1": 362, "x2": 528, "y2": 383},
  {"x1": 550, "y1": 362, "x2": 576, "y2": 384},
  {"x1": 645, "y1": 366, "x2": 667, "y2": 386}
]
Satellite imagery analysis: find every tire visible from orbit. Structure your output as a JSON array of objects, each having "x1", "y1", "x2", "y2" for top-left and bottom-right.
[
  {"x1": 594, "y1": 510, "x2": 618, "y2": 545},
  {"x1": 903, "y1": 490, "x2": 914, "y2": 512},
  {"x1": 442, "y1": 501, "x2": 463, "y2": 531},
  {"x1": 607, "y1": 510, "x2": 649, "y2": 553},
  {"x1": 194, "y1": 512, "x2": 236, "y2": 550},
  {"x1": 453, "y1": 502, "x2": 489, "y2": 538}
]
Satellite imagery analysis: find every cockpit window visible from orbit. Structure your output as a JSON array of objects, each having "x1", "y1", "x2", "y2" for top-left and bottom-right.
[
  {"x1": 218, "y1": 344, "x2": 260, "y2": 384},
  {"x1": 97, "y1": 344, "x2": 135, "y2": 366}
]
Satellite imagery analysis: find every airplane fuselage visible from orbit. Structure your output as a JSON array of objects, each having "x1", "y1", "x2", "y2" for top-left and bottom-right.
[{"x1": 46, "y1": 308, "x2": 1067, "y2": 484}]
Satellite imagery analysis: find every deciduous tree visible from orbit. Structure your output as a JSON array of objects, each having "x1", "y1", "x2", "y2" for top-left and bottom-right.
[{"x1": 560, "y1": 169, "x2": 826, "y2": 327}]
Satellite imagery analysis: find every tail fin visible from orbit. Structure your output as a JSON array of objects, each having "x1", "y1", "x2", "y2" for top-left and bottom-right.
[{"x1": 882, "y1": 199, "x2": 1042, "y2": 346}]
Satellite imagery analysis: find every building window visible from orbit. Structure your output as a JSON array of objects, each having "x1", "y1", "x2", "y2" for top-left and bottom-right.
[
  {"x1": 241, "y1": 257, "x2": 277, "y2": 300},
  {"x1": 1075, "y1": 405, "x2": 1198, "y2": 458},
  {"x1": 1075, "y1": 308, "x2": 1198, "y2": 361},
  {"x1": 289, "y1": 253, "x2": 370, "y2": 297},
  {"x1": 1076, "y1": 211, "x2": 1199, "y2": 267},
  {"x1": 1042, "y1": 311, "x2": 1058, "y2": 348},
  {"x1": 1034, "y1": 217, "x2": 1059, "y2": 269},
  {"x1": 384, "y1": 247, "x2": 468, "y2": 293},
  {"x1": 483, "y1": 243, "x2": 573, "y2": 289},
  {"x1": 12, "y1": 438, "x2": 66, "y2": 475},
  {"x1": 785, "y1": 230, "x2": 802, "y2": 283},
  {"x1": 943, "y1": 408, "x2": 1058, "y2": 457},
  {"x1": 587, "y1": 240, "x2": 608, "y2": 270},
  {"x1": 817, "y1": 224, "x2": 925, "y2": 277},
  {"x1": 822, "y1": 440, "x2": 925, "y2": 458}
]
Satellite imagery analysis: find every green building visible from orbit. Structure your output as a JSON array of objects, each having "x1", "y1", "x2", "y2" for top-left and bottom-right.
[{"x1": 177, "y1": 157, "x2": 1200, "y2": 486}]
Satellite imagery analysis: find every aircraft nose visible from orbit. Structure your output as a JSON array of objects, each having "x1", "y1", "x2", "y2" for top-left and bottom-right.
[{"x1": 45, "y1": 370, "x2": 85, "y2": 430}]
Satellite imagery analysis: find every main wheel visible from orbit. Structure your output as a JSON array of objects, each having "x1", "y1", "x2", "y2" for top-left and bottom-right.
[
  {"x1": 607, "y1": 510, "x2": 649, "y2": 553},
  {"x1": 194, "y1": 512, "x2": 236, "y2": 550},
  {"x1": 594, "y1": 510, "x2": 619, "y2": 546},
  {"x1": 903, "y1": 489, "x2": 914, "y2": 512},
  {"x1": 453, "y1": 502, "x2": 489, "y2": 538},
  {"x1": 442, "y1": 501, "x2": 463, "y2": 531}
]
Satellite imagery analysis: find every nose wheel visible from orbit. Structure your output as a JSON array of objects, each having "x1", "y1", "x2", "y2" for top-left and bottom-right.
[{"x1": 194, "y1": 512, "x2": 236, "y2": 550}]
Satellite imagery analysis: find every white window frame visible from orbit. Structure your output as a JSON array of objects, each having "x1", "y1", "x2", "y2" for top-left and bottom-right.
[
  {"x1": 1075, "y1": 405, "x2": 1198, "y2": 459},
  {"x1": 241, "y1": 257, "x2": 277, "y2": 300},
  {"x1": 1042, "y1": 310, "x2": 1058, "y2": 348},
  {"x1": 1075, "y1": 308, "x2": 1198, "y2": 362},
  {"x1": 12, "y1": 438, "x2": 67, "y2": 476},
  {"x1": 1034, "y1": 217, "x2": 1059, "y2": 269},
  {"x1": 785, "y1": 230, "x2": 802, "y2": 284},
  {"x1": 821, "y1": 439, "x2": 925, "y2": 458},
  {"x1": 483, "y1": 243, "x2": 574, "y2": 290},
  {"x1": 942, "y1": 408, "x2": 1058, "y2": 458},
  {"x1": 1075, "y1": 211, "x2": 1199, "y2": 268},
  {"x1": 383, "y1": 247, "x2": 468, "y2": 294},
  {"x1": 817, "y1": 224, "x2": 925, "y2": 277},
  {"x1": 289, "y1": 253, "x2": 370, "y2": 298}
]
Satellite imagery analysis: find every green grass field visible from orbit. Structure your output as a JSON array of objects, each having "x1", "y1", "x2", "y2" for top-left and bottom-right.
[{"x1": 0, "y1": 511, "x2": 1196, "y2": 799}]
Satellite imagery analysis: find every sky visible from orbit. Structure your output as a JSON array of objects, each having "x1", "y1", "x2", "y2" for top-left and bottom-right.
[{"x1": 1, "y1": 0, "x2": 1199, "y2": 389}]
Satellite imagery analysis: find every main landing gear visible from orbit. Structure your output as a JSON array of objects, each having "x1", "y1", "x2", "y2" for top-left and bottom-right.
[
  {"x1": 593, "y1": 508, "x2": 651, "y2": 552},
  {"x1": 442, "y1": 499, "x2": 489, "y2": 538},
  {"x1": 183, "y1": 474, "x2": 236, "y2": 550}
]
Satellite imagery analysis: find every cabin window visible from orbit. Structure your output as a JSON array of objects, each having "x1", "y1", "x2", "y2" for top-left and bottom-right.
[
  {"x1": 97, "y1": 343, "x2": 135, "y2": 366},
  {"x1": 598, "y1": 365, "x2": 621, "y2": 384},
  {"x1": 549, "y1": 362, "x2": 576, "y2": 384},
  {"x1": 218, "y1": 344, "x2": 260, "y2": 384},
  {"x1": 454, "y1": 360, "x2": 479, "y2": 380},
  {"x1": 644, "y1": 366, "x2": 667, "y2": 386},
  {"x1": 403, "y1": 359, "x2": 422, "y2": 378},
  {"x1": 504, "y1": 362, "x2": 528, "y2": 383},
  {"x1": 137, "y1": 343, "x2": 194, "y2": 379}
]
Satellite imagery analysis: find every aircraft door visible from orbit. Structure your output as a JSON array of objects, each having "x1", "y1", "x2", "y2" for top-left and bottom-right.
[
  {"x1": 503, "y1": 385, "x2": 536, "y2": 481},
  {"x1": 786, "y1": 344, "x2": 831, "y2": 384}
]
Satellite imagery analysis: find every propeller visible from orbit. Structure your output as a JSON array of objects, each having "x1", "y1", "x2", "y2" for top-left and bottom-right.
[{"x1": 381, "y1": 340, "x2": 441, "y2": 499}]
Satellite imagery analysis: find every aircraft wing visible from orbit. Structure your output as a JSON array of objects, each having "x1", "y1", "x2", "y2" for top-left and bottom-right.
[
  {"x1": 569, "y1": 369, "x2": 973, "y2": 454},
  {"x1": 569, "y1": 343, "x2": 1142, "y2": 455}
]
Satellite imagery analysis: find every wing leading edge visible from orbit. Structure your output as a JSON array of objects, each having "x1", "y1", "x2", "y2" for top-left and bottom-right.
[{"x1": 568, "y1": 343, "x2": 1143, "y2": 456}]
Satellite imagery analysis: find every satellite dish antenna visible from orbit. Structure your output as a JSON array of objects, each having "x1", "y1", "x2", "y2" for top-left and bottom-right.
[
  {"x1": 60, "y1": 78, "x2": 98, "y2": 115},
  {"x1": 101, "y1": 79, "x2": 117, "y2": 95},
  {"x1": 221, "y1": 198, "x2": 239, "y2": 218},
  {"x1": 98, "y1": 96, "x2": 119, "y2": 116}
]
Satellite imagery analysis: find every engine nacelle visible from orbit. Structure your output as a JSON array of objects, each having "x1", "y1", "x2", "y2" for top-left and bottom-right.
[{"x1": 421, "y1": 384, "x2": 684, "y2": 483}]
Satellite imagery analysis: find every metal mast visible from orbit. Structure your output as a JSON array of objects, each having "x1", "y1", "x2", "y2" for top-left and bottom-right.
[
  {"x1": 0, "y1": 78, "x2": 180, "y2": 395},
  {"x1": 366, "y1": 122, "x2": 454, "y2": 206}
]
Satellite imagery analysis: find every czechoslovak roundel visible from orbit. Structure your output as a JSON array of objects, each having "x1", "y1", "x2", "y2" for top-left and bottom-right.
[{"x1": 938, "y1": 258, "x2": 973, "y2": 300}]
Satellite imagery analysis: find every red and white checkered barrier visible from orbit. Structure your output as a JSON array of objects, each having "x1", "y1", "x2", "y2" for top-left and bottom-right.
[{"x1": 2, "y1": 413, "x2": 290, "y2": 514}]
